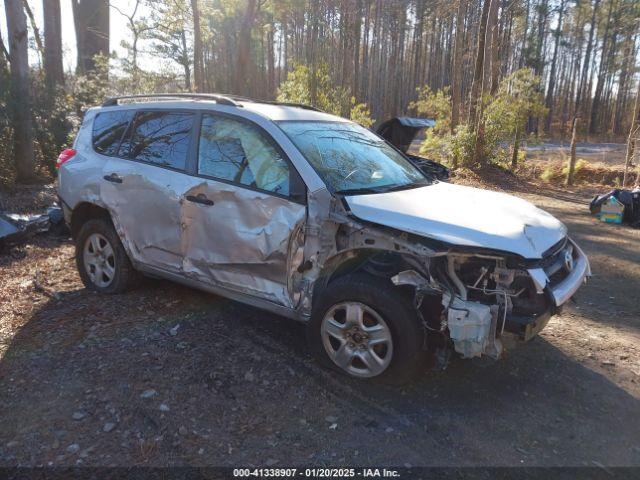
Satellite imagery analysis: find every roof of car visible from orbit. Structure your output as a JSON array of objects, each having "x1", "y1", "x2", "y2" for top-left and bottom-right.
[{"x1": 97, "y1": 94, "x2": 348, "y2": 123}]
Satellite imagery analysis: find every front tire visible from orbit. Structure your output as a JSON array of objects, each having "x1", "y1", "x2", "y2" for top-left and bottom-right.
[
  {"x1": 75, "y1": 218, "x2": 139, "y2": 294},
  {"x1": 307, "y1": 273, "x2": 425, "y2": 383}
]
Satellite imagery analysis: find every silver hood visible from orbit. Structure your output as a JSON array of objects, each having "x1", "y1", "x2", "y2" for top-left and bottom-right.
[{"x1": 345, "y1": 182, "x2": 567, "y2": 259}]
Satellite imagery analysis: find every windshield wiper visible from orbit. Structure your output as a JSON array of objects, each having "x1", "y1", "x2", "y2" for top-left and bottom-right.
[
  {"x1": 382, "y1": 180, "x2": 431, "y2": 192},
  {"x1": 335, "y1": 181, "x2": 430, "y2": 196},
  {"x1": 334, "y1": 186, "x2": 392, "y2": 195}
]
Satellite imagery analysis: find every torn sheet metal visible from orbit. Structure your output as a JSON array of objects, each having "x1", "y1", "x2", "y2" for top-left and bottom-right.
[
  {"x1": 0, "y1": 206, "x2": 64, "y2": 248},
  {"x1": 345, "y1": 181, "x2": 567, "y2": 259},
  {"x1": 181, "y1": 180, "x2": 305, "y2": 307},
  {"x1": 100, "y1": 157, "x2": 197, "y2": 271},
  {"x1": 100, "y1": 154, "x2": 306, "y2": 307}
]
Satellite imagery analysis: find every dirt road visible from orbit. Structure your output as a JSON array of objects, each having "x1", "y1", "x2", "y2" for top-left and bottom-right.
[
  {"x1": 525, "y1": 142, "x2": 628, "y2": 166},
  {"x1": 0, "y1": 185, "x2": 639, "y2": 467}
]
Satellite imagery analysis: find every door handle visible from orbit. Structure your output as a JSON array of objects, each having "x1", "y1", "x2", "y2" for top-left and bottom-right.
[
  {"x1": 103, "y1": 173, "x2": 122, "y2": 184},
  {"x1": 186, "y1": 194, "x2": 214, "y2": 206}
]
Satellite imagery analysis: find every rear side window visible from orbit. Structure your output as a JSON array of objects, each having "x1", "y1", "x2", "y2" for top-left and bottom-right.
[
  {"x1": 123, "y1": 111, "x2": 195, "y2": 170},
  {"x1": 92, "y1": 110, "x2": 134, "y2": 156}
]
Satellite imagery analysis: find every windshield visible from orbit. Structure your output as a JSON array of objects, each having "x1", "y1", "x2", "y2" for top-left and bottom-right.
[{"x1": 278, "y1": 121, "x2": 430, "y2": 195}]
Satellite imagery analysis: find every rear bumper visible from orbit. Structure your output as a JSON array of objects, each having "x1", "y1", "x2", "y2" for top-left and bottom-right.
[{"x1": 58, "y1": 194, "x2": 73, "y2": 225}]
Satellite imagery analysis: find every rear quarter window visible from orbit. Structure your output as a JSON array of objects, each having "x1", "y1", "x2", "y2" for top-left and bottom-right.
[
  {"x1": 122, "y1": 111, "x2": 195, "y2": 171},
  {"x1": 92, "y1": 110, "x2": 134, "y2": 156}
]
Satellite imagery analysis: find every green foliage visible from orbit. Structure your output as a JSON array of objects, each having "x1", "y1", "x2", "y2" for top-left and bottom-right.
[
  {"x1": 539, "y1": 165, "x2": 555, "y2": 183},
  {"x1": 562, "y1": 158, "x2": 587, "y2": 177},
  {"x1": 540, "y1": 159, "x2": 588, "y2": 184},
  {"x1": 277, "y1": 63, "x2": 374, "y2": 126},
  {"x1": 449, "y1": 125, "x2": 477, "y2": 168},
  {"x1": 410, "y1": 85, "x2": 451, "y2": 135},
  {"x1": 415, "y1": 68, "x2": 547, "y2": 169},
  {"x1": 348, "y1": 100, "x2": 374, "y2": 128},
  {"x1": 31, "y1": 82, "x2": 74, "y2": 176},
  {"x1": 485, "y1": 68, "x2": 547, "y2": 138},
  {"x1": 69, "y1": 55, "x2": 110, "y2": 115}
]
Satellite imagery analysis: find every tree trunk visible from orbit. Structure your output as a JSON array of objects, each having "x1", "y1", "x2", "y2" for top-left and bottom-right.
[
  {"x1": 483, "y1": 0, "x2": 499, "y2": 92},
  {"x1": 470, "y1": 0, "x2": 493, "y2": 166},
  {"x1": 267, "y1": 20, "x2": 275, "y2": 98},
  {"x1": 544, "y1": 0, "x2": 565, "y2": 133},
  {"x1": 235, "y1": 0, "x2": 258, "y2": 96},
  {"x1": 468, "y1": 0, "x2": 491, "y2": 127},
  {"x1": 5, "y1": 0, "x2": 36, "y2": 183},
  {"x1": 575, "y1": 0, "x2": 600, "y2": 117},
  {"x1": 71, "y1": 0, "x2": 109, "y2": 74},
  {"x1": 451, "y1": 0, "x2": 467, "y2": 133},
  {"x1": 589, "y1": 0, "x2": 616, "y2": 135},
  {"x1": 22, "y1": 0, "x2": 44, "y2": 64},
  {"x1": 191, "y1": 0, "x2": 204, "y2": 92},
  {"x1": 180, "y1": 29, "x2": 191, "y2": 91},
  {"x1": 622, "y1": 79, "x2": 640, "y2": 187},
  {"x1": 489, "y1": 0, "x2": 501, "y2": 96},
  {"x1": 353, "y1": 0, "x2": 362, "y2": 99},
  {"x1": 43, "y1": 0, "x2": 64, "y2": 88},
  {"x1": 511, "y1": 126, "x2": 520, "y2": 169},
  {"x1": 566, "y1": 117, "x2": 579, "y2": 186}
]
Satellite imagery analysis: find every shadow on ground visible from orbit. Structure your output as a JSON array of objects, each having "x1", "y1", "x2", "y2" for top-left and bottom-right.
[
  {"x1": 1, "y1": 274, "x2": 639, "y2": 467},
  {"x1": 0, "y1": 190, "x2": 639, "y2": 467}
]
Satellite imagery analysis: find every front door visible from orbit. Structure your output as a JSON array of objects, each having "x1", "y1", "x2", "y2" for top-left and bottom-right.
[{"x1": 181, "y1": 113, "x2": 306, "y2": 307}]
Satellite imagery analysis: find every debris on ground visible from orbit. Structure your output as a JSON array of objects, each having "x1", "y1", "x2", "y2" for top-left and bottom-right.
[
  {"x1": 0, "y1": 205, "x2": 66, "y2": 248},
  {"x1": 589, "y1": 188, "x2": 640, "y2": 227},
  {"x1": 0, "y1": 183, "x2": 639, "y2": 467}
]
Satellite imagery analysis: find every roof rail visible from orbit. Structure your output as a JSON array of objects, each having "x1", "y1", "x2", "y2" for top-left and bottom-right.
[
  {"x1": 273, "y1": 102, "x2": 323, "y2": 112},
  {"x1": 101, "y1": 93, "x2": 325, "y2": 113},
  {"x1": 211, "y1": 94, "x2": 324, "y2": 112},
  {"x1": 101, "y1": 93, "x2": 241, "y2": 107}
]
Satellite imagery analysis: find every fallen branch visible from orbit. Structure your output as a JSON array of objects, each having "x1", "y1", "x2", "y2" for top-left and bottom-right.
[{"x1": 34, "y1": 267, "x2": 61, "y2": 301}]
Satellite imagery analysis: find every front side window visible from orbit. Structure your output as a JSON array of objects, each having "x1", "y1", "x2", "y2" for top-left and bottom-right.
[
  {"x1": 124, "y1": 111, "x2": 195, "y2": 170},
  {"x1": 278, "y1": 121, "x2": 429, "y2": 195},
  {"x1": 198, "y1": 114, "x2": 290, "y2": 195},
  {"x1": 92, "y1": 110, "x2": 134, "y2": 156}
]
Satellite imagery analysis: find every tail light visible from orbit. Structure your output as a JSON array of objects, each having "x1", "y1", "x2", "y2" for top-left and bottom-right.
[{"x1": 56, "y1": 148, "x2": 77, "y2": 169}]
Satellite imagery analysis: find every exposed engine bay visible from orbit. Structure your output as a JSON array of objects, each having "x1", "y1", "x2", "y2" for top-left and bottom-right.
[
  {"x1": 392, "y1": 252, "x2": 557, "y2": 362},
  {"x1": 301, "y1": 198, "x2": 585, "y2": 365}
]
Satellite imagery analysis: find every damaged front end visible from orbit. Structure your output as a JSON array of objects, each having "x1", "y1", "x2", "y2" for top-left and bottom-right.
[
  {"x1": 296, "y1": 188, "x2": 590, "y2": 364},
  {"x1": 389, "y1": 237, "x2": 589, "y2": 361}
]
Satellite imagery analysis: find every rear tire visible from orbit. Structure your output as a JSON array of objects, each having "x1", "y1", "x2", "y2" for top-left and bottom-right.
[
  {"x1": 307, "y1": 273, "x2": 425, "y2": 384},
  {"x1": 75, "y1": 218, "x2": 139, "y2": 294}
]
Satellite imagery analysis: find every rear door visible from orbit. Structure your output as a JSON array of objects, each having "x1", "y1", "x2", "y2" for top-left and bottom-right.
[
  {"x1": 99, "y1": 109, "x2": 201, "y2": 273},
  {"x1": 181, "y1": 112, "x2": 307, "y2": 307}
]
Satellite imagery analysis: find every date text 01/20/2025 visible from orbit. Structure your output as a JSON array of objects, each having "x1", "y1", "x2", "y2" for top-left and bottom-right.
[{"x1": 233, "y1": 468, "x2": 401, "y2": 478}]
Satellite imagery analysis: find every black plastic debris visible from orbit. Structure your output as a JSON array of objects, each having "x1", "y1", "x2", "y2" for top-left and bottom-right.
[
  {"x1": 0, "y1": 205, "x2": 65, "y2": 248},
  {"x1": 375, "y1": 117, "x2": 450, "y2": 181},
  {"x1": 589, "y1": 188, "x2": 640, "y2": 228}
]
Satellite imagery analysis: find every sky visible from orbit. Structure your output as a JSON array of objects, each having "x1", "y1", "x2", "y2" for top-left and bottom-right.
[{"x1": 1, "y1": 0, "x2": 159, "y2": 72}]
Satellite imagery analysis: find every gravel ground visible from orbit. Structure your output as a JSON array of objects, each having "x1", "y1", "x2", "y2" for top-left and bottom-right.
[{"x1": 0, "y1": 182, "x2": 639, "y2": 468}]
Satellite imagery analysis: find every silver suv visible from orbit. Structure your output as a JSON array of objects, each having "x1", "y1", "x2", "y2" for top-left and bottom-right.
[{"x1": 57, "y1": 94, "x2": 590, "y2": 383}]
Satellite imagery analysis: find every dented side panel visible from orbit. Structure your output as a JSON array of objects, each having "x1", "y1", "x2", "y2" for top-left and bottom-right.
[
  {"x1": 101, "y1": 157, "x2": 202, "y2": 272},
  {"x1": 181, "y1": 179, "x2": 306, "y2": 307}
]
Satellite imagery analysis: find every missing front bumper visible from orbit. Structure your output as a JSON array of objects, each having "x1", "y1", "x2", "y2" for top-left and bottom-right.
[
  {"x1": 527, "y1": 238, "x2": 591, "y2": 307},
  {"x1": 505, "y1": 305, "x2": 556, "y2": 342}
]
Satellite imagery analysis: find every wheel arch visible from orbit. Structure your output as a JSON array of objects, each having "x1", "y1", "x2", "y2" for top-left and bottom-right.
[
  {"x1": 312, "y1": 247, "x2": 414, "y2": 301},
  {"x1": 70, "y1": 202, "x2": 112, "y2": 240}
]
